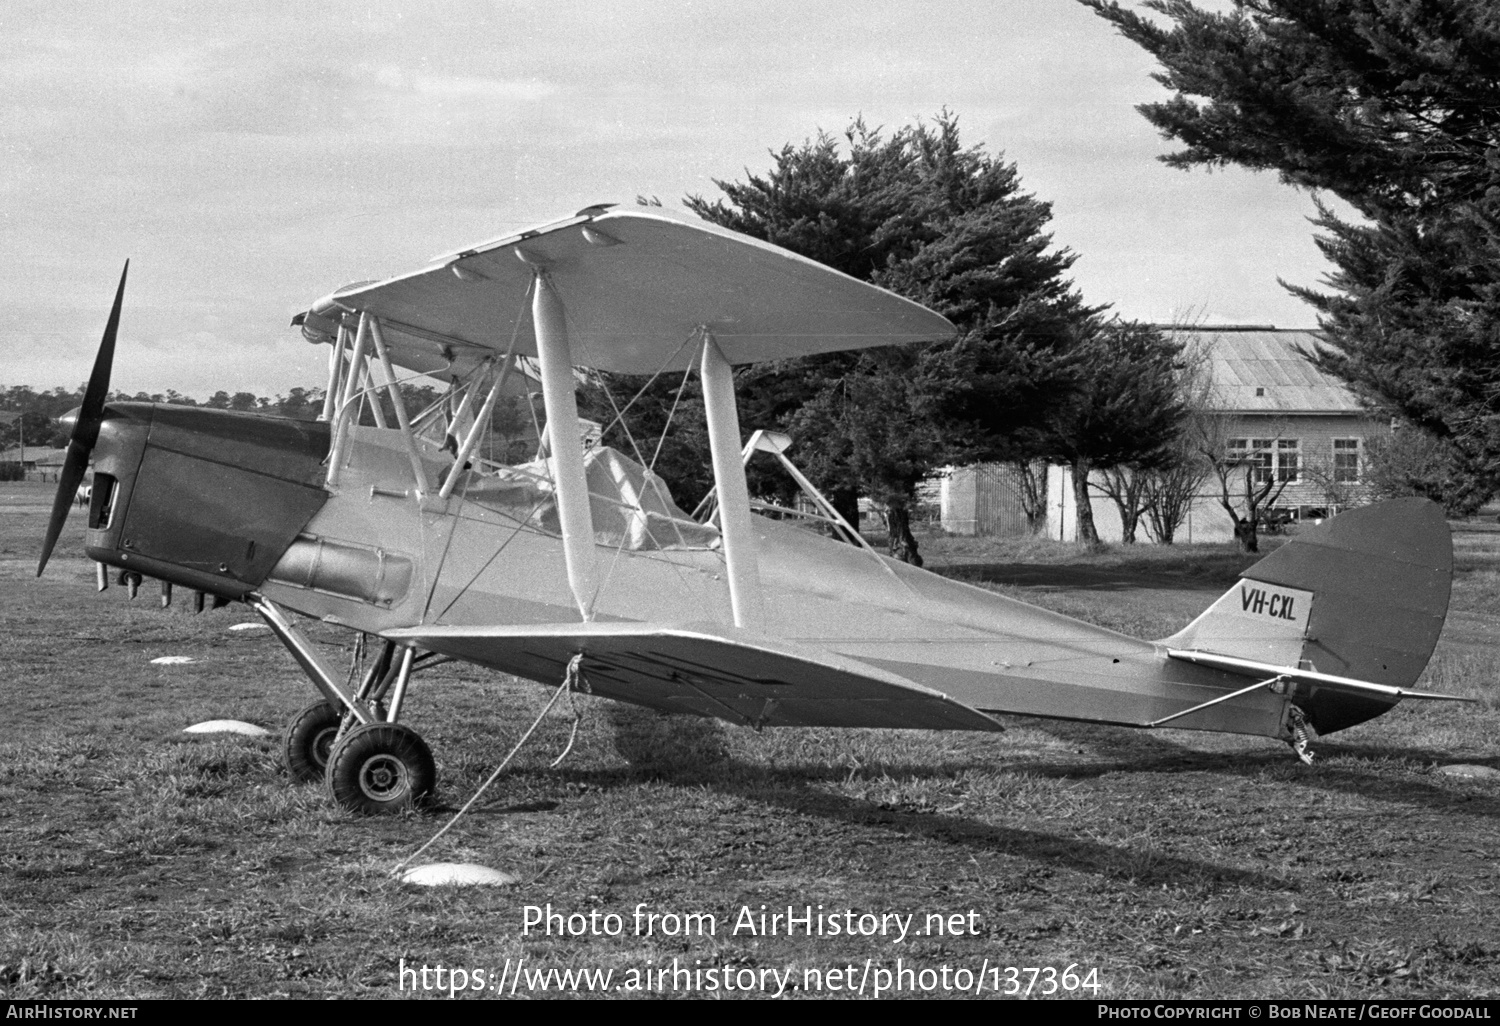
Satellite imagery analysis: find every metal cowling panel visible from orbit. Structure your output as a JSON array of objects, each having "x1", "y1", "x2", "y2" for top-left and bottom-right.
[
  {"x1": 95, "y1": 405, "x2": 334, "y2": 591},
  {"x1": 123, "y1": 446, "x2": 329, "y2": 584},
  {"x1": 146, "y1": 405, "x2": 330, "y2": 487}
]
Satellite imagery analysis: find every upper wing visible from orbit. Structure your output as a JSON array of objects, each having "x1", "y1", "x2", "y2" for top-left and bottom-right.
[
  {"x1": 382, "y1": 620, "x2": 1002, "y2": 732},
  {"x1": 295, "y1": 206, "x2": 955, "y2": 380}
]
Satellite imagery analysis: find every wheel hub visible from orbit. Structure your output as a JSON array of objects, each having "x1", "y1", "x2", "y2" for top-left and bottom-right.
[
  {"x1": 359, "y1": 754, "x2": 409, "y2": 800},
  {"x1": 325, "y1": 721, "x2": 435, "y2": 814},
  {"x1": 311, "y1": 727, "x2": 339, "y2": 769}
]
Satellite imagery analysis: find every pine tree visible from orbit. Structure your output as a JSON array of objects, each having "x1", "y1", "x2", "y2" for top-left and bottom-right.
[
  {"x1": 685, "y1": 113, "x2": 1093, "y2": 561},
  {"x1": 1081, "y1": 0, "x2": 1500, "y2": 508},
  {"x1": 1030, "y1": 320, "x2": 1189, "y2": 545}
]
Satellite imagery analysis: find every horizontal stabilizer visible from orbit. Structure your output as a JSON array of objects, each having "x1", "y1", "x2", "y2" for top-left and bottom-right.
[
  {"x1": 1167, "y1": 649, "x2": 1474, "y2": 703},
  {"x1": 384, "y1": 621, "x2": 1003, "y2": 732}
]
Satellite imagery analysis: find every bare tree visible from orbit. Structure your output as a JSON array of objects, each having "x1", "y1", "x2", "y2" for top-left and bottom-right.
[
  {"x1": 1297, "y1": 442, "x2": 1371, "y2": 515},
  {"x1": 1139, "y1": 443, "x2": 1212, "y2": 544},
  {"x1": 1134, "y1": 329, "x2": 1213, "y2": 545},
  {"x1": 1192, "y1": 409, "x2": 1293, "y2": 553},
  {"x1": 1092, "y1": 466, "x2": 1151, "y2": 543}
]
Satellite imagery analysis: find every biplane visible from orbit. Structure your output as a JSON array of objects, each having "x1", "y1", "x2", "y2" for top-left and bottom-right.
[{"x1": 37, "y1": 205, "x2": 1468, "y2": 814}]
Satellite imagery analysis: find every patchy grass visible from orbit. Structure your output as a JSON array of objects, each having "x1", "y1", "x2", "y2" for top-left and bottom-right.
[{"x1": 1, "y1": 481, "x2": 1498, "y2": 999}]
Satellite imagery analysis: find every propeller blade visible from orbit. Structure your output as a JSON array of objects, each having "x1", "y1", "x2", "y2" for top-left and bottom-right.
[
  {"x1": 78, "y1": 261, "x2": 128, "y2": 448},
  {"x1": 36, "y1": 261, "x2": 128, "y2": 577},
  {"x1": 36, "y1": 440, "x2": 91, "y2": 576}
]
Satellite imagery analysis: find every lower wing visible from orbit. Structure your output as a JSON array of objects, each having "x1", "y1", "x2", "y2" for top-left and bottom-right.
[{"x1": 383, "y1": 621, "x2": 1003, "y2": 732}]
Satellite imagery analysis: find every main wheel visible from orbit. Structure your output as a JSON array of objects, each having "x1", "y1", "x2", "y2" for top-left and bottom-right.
[
  {"x1": 283, "y1": 702, "x2": 343, "y2": 783},
  {"x1": 325, "y1": 723, "x2": 435, "y2": 815}
]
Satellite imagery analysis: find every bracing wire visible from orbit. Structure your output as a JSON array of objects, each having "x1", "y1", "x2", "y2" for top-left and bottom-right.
[
  {"x1": 648, "y1": 350, "x2": 700, "y2": 473},
  {"x1": 423, "y1": 277, "x2": 536, "y2": 622},
  {"x1": 595, "y1": 377, "x2": 690, "y2": 552},
  {"x1": 590, "y1": 330, "x2": 701, "y2": 443},
  {"x1": 431, "y1": 485, "x2": 561, "y2": 623}
]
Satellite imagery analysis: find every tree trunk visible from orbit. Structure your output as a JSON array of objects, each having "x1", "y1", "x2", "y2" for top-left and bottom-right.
[
  {"x1": 1098, "y1": 465, "x2": 1149, "y2": 544},
  {"x1": 1154, "y1": 515, "x2": 1176, "y2": 545},
  {"x1": 1071, "y1": 459, "x2": 1100, "y2": 545},
  {"x1": 886, "y1": 503, "x2": 924, "y2": 566},
  {"x1": 1233, "y1": 515, "x2": 1259, "y2": 554},
  {"x1": 830, "y1": 487, "x2": 860, "y2": 543},
  {"x1": 1012, "y1": 460, "x2": 1048, "y2": 534}
]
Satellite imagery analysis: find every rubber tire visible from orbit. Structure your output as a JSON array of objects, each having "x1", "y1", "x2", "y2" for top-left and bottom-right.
[
  {"x1": 283, "y1": 702, "x2": 343, "y2": 784},
  {"x1": 325, "y1": 722, "x2": 436, "y2": 815}
]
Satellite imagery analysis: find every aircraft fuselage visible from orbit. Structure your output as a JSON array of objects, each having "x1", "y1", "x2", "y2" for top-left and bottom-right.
[{"x1": 81, "y1": 409, "x2": 1395, "y2": 744}]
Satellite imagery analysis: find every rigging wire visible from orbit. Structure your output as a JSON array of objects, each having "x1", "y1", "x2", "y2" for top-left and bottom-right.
[
  {"x1": 430, "y1": 485, "x2": 561, "y2": 623},
  {"x1": 422, "y1": 277, "x2": 535, "y2": 622},
  {"x1": 590, "y1": 329, "x2": 701, "y2": 443},
  {"x1": 648, "y1": 345, "x2": 700, "y2": 473},
  {"x1": 594, "y1": 375, "x2": 692, "y2": 553}
]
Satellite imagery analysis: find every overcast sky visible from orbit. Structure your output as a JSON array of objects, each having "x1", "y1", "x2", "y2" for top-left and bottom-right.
[{"x1": 1, "y1": 0, "x2": 1334, "y2": 399}]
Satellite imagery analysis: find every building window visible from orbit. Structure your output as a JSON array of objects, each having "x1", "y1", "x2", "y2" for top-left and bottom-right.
[
  {"x1": 1229, "y1": 437, "x2": 1299, "y2": 484},
  {"x1": 1334, "y1": 438, "x2": 1360, "y2": 483},
  {"x1": 1228, "y1": 438, "x2": 1255, "y2": 481},
  {"x1": 1276, "y1": 438, "x2": 1300, "y2": 482}
]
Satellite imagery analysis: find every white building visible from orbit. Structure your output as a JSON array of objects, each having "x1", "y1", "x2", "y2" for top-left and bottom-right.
[{"x1": 939, "y1": 327, "x2": 1387, "y2": 544}]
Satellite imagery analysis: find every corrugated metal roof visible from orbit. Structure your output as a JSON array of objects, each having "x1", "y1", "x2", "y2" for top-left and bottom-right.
[
  {"x1": 1170, "y1": 328, "x2": 1362, "y2": 414},
  {"x1": 0, "y1": 446, "x2": 68, "y2": 464}
]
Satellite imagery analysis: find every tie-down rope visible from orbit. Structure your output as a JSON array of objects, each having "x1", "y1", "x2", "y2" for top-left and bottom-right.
[{"x1": 392, "y1": 655, "x2": 585, "y2": 878}]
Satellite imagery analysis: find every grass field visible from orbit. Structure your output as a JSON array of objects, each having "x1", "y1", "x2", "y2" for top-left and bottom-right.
[{"x1": 2, "y1": 479, "x2": 1497, "y2": 1000}]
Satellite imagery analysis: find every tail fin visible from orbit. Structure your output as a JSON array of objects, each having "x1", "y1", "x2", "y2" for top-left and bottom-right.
[{"x1": 1165, "y1": 498, "x2": 1453, "y2": 734}]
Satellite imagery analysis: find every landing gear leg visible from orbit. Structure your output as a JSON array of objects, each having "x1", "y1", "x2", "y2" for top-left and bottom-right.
[{"x1": 253, "y1": 595, "x2": 438, "y2": 813}]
